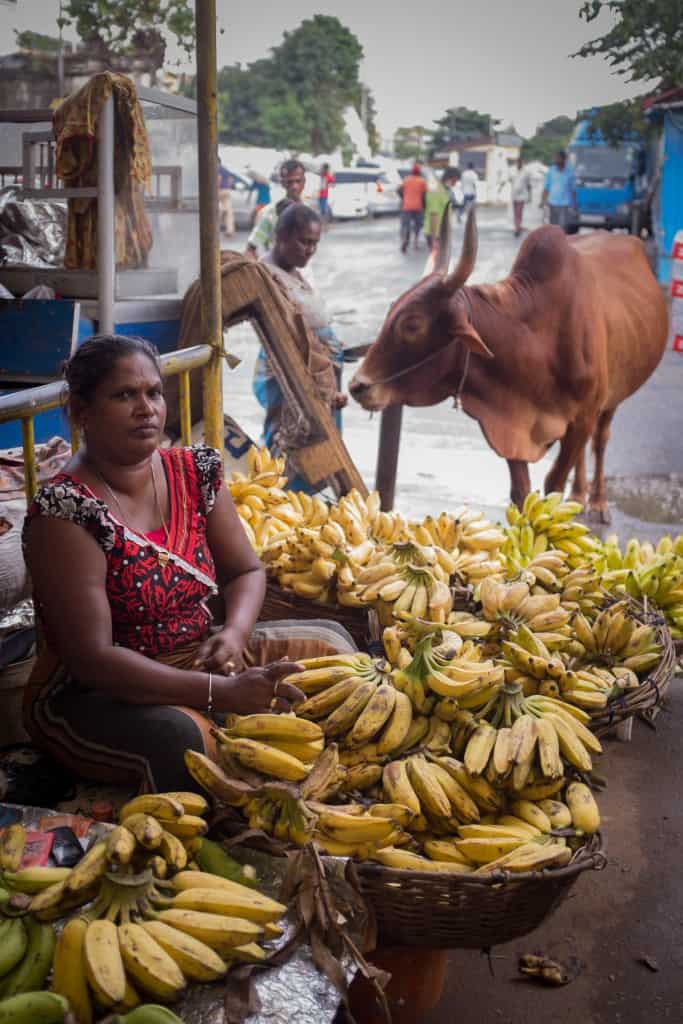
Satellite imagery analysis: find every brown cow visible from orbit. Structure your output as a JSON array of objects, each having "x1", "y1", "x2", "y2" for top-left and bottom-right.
[{"x1": 349, "y1": 210, "x2": 668, "y2": 521}]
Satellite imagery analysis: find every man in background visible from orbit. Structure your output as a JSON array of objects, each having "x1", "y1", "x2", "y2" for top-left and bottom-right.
[
  {"x1": 461, "y1": 161, "x2": 478, "y2": 212},
  {"x1": 217, "y1": 158, "x2": 235, "y2": 237},
  {"x1": 318, "y1": 163, "x2": 335, "y2": 224},
  {"x1": 246, "y1": 159, "x2": 306, "y2": 258},
  {"x1": 511, "y1": 156, "x2": 533, "y2": 237},
  {"x1": 541, "y1": 150, "x2": 576, "y2": 232},
  {"x1": 424, "y1": 166, "x2": 460, "y2": 256},
  {"x1": 398, "y1": 164, "x2": 428, "y2": 253}
]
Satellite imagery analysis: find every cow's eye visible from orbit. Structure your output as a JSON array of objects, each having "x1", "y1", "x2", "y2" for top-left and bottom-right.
[{"x1": 398, "y1": 316, "x2": 427, "y2": 344}]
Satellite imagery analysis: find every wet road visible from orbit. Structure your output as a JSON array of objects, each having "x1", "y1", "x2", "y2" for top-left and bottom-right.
[{"x1": 225, "y1": 207, "x2": 682, "y2": 542}]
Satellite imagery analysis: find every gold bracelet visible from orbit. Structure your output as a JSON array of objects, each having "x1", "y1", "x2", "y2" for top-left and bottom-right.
[{"x1": 207, "y1": 672, "x2": 214, "y2": 715}]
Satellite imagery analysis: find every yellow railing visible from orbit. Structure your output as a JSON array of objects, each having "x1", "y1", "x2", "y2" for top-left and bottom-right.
[{"x1": 0, "y1": 344, "x2": 222, "y2": 503}]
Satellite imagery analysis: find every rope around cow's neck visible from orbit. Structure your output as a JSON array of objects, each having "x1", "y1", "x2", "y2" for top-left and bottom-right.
[{"x1": 364, "y1": 287, "x2": 473, "y2": 408}]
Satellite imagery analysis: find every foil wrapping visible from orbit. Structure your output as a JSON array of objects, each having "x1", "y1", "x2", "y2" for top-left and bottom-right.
[{"x1": 0, "y1": 187, "x2": 66, "y2": 268}]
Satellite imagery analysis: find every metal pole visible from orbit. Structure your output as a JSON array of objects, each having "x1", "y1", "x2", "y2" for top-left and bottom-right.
[
  {"x1": 97, "y1": 95, "x2": 115, "y2": 334},
  {"x1": 195, "y1": 0, "x2": 224, "y2": 453},
  {"x1": 375, "y1": 405, "x2": 403, "y2": 511}
]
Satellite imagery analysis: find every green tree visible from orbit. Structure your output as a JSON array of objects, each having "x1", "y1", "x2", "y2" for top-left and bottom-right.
[
  {"x1": 353, "y1": 84, "x2": 380, "y2": 156},
  {"x1": 60, "y1": 0, "x2": 194, "y2": 72},
  {"x1": 269, "y1": 15, "x2": 364, "y2": 153},
  {"x1": 522, "y1": 115, "x2": 576, "y2": 163},
  {"x1": 573, "y1": 0, "x2": 683, "y2": 89},
  {"x1": 183, "y1": 15, "x2": 366, "y2": 155},
  {"x1": 14, "y1": 31, "x2": 63, "y2": 53},
  {"x1": 430, "y1": 107, "x2": 499, "y2": 155},
  {"x1": 393, "y1": 126, "x2": 430, "y2": 160}
]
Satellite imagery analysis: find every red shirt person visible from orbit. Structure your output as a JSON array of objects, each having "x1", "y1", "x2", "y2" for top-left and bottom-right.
[{"x1": 399, "y1": 164, "x2": 428, "y2": 252}]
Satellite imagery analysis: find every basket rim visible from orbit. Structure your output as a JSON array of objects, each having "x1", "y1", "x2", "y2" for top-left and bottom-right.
[{"x1": 352, "y1": 831, "x2": 606, "y2": 889}]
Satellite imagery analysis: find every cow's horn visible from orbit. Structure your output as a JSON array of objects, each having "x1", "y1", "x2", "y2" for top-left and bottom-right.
[
  {"x1": 433, "y1": 199, "x2": 453, "y2": 275},
  {"x1": 444, "y1": 207, "x2": 478, "y2": 293}
]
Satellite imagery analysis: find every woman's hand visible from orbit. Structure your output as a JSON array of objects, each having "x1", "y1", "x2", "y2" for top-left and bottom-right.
[
  {"x1": 194, "y1": 626, "x2": 249, "y2": 673},
  {"x1": 216, "y1": 660, "x2": 306, "y2": 715}
]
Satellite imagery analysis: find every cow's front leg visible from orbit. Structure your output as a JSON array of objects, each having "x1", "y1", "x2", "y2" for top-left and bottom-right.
[
  {"x1": 569, "y1": 445, "x2": 588, "y2": 505},
  {"x1": 544, "y1": 419, "x2": 594, "y2": 497},
  {"x1": 507, "y1": 459, "x2": 530, "y2": 509},
  {"x1": 586, "y1": 409, "x2": 615, "y2": 524}
]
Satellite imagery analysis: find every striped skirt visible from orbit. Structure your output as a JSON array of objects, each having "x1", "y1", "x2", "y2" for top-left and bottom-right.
[{"x1": 23, "y1": 620, "x2": 356, "y2": 794}]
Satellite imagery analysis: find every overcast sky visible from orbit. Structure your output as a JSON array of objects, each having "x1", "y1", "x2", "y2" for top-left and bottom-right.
[{"x1": 0, "y1": 0, "x2": 644, "y2": 139}]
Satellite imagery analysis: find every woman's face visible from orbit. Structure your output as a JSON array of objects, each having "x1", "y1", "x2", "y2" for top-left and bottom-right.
[
  {"x1": 76, "y1": 354, "x2": 166, "y2": 464},
  {"x1": 275, "y1": 221, "x2": 322, "y2": 270}
]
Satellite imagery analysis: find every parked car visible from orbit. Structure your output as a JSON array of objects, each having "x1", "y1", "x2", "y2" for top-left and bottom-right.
[{"x1": 368, "y1": 171, "x2": 401, "y2": 217}]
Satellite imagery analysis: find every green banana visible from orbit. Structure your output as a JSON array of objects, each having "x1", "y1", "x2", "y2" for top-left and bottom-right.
[
  {"x1": 196, "y1": 838, "x2": 257, "y2": 888},
  {"x1": 114, "y1": 1005, "x2": 186, "y2": 1023},
  {"x1": 0, "y1": 919, "x2": 55, "y2": 997},
  {"x1": 0, "y1": 991, "x2": 69, "y2": 1024},
  {"x1": 0, "y1": 919, "x2": 28, "y2": 979}
]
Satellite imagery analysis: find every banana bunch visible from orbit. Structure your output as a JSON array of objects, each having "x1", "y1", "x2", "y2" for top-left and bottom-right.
[
  {"x1": 557, "y1": 564, "x2": 608, "y2": 618},
  {"x1": 229, "y1": 448, "x2": 307, "y2": 553},
  {"x1": 454, "y1": 679, "x2": 602, "y2": 784},
  {"x1": 505, "y1": 492, "x2": 603, "y2": 569},
  {"x1": 261, "y1": 518, "x2": 376, "y2": 605},
  {"x1": 326, "y1": 489, "x2": 378, "y2": 546},
  {"x1": 212, "y1": 712, "x2": 326, "y2": 783},
  {"x1": 602, "y1": 534, "x2": 683, "y2": 639},
  {"x1": 571, "y1": 600, "x2": 662, "y2": 675},
  {"x1": 348, "y1": 543, "x2": 454, "y2": 623},
  {"x1": 478, "y1": 577, "x2": 571, "y2": 642},
  {"x1": 410, "y1": 511, "x2": 507, "y2": 585},
  {"x1": 370, "y1": 509, "x2": 410, "y2": 545},
  {"x1": 393, "y1": 634, "x2": 503, "y2": 712}
]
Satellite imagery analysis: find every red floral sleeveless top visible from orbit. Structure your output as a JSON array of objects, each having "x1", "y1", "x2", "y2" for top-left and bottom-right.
[{"x1": 24, "y1": 446, "x2": 223, "y2": 657}]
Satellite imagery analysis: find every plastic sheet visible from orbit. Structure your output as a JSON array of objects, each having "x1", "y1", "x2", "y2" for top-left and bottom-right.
[{"x1": 0, "y1": 186, "x2": 66, "y2": 267}]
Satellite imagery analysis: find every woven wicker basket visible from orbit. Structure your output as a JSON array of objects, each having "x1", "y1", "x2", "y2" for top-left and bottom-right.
[
  {"x1": 259, "y1": 581, "x2": 374, "y2": 649},
  {"x1": 353, "y1": 833, "x2": 606, "y2": 950},
  {"x1": 589, "y1": 600, "x2": 677, "y2": 735}
]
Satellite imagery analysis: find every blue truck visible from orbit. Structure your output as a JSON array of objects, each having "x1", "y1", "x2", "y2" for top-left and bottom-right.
[{"x1": 566, "y1": 115, "x2": 652, "y2": 235}]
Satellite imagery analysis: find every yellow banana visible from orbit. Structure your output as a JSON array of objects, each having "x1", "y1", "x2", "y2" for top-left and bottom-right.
[
  {"x1": 121, "y1": 814, "x2": 164, "y2": 851},
  {"x1": 140, "y1": 920, "x2": 227, "y2": 982},
  {"x1": 156, "y1": 909, "x2": 262, "y2": 951},
  {"x1": 184, "y1": 749, "x2": 253, "y2": 806},
  {"x1": 463, "y1": 722, "x2": 498, "y2": 777},
  {"x1": 84, "y1": 920, "x2": 126, "y2": 1008},
  {"x1": 538, "y1": 799, "x2": 572, "y2": 829},
  {"x1": 407, "y1": 755, "x2": 452, "y2": 818},
  {"x1": 566, "y1": 782, "x2": 601, "y2": 833},
  {"x1": 382, "y1": 761, "x2": 421, "y2": 816},
  {"x1": 455, "y1": 836, "x2": 526, "y2": 864},
  {"x1": 117, "y1": 923, "x2": 187, "y2": 1003},
  {"x1": 372, "y1": 847, "x2": 471, "y2": 873},
  {"x1": 343, "y1": 763, "x2": 384, "y2": 790},
  {"x1": 118, "y1": 794, "x2": 184, "y2": 822},
  {"x1": 219, "y1": 737, "x2": 309, "y2": 782},
  {"x1": 347, "y1": 682, "x2": 397, "y2": 748},
  {"x1": 158, "y1": 792, "x2": 209, "y2": 817},
  {"x1": 158, "y1": 830, "x2": 188, "y2": 872},
  {"x1": 224, "y1": 714, "x2": 323, "y2": 744},
  {"x1": 162, "y1": 815, "x2": 210, "y2": 840},
  {"x1": 106, "y1": 826, "x2": 137, "y2": 866},
  {"x1": 296, "y1": 677, "x2": 363, "y2": 719},
  {"x1": 0, "y1": 823, "x2": 26, "y2": 871},
  {"x1": 171, "y1": 886, "x2": 286, "y2": 924},
  {"x1": 323, "y1": 679, "x2": 379, "y2": 738},
  {"x1": 535, "y1": 715, "x2": 563, "y2": 779},
  {"x1": 376, "y1": 690, "x2": 413, "y2": 755},
  {"x1": 51, "y1": 917, "x2": 93, "y2": 1024},
  {"x1": 509, "y1": 800, "x2": 552, "y2": 834}
]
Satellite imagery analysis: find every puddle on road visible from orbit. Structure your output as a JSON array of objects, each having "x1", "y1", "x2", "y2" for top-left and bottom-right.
[{"x1": 606, "y1": 475, "x2": 683, "y2": 524}]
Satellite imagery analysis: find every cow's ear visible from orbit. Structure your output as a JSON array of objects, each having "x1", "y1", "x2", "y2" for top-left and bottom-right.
[{"x1": 460, "y1": 324, "x2": 494, "y2": 359}]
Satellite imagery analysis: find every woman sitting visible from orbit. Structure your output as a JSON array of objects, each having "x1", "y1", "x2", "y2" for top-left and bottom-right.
[
  {"x1": 22, "y1": 335, "x2": 355, "y2": 793},
  {"x1": 253, "y1": 203, "x2": 347, "y2": 489}
]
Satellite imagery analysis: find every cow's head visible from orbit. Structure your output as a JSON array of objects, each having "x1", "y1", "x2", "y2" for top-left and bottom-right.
[{"x1": 349, "y1": 207, "x2": 493, "y2": 411}]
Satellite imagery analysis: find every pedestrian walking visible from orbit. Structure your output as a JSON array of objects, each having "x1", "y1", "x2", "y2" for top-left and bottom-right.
[
  {"x1": 217, "y1": 158, "x2": 235, "y2": 237},
  {"x1": 246, "y1": 159, "x2": 306, "y2": 259},
  {"x1": 461, "y1": 161, "x2": 478, "y2": 212},
  {"x1": 541, "y1": 150, "x2": 576, "y2": 232},
  {"x1": 318, "y1": 163, "x2": 335, "y2": 224},
  {"x1": 450, "y1": 169, "x2": 465, "y2": 223},
  {"x1": 424, "y1": 167, "x2": 460, "y2": 257},
  {"x1": 398, "y1": 164, "x2": 428, "y2": 253},
  {"x1": 511, "y1": 156, "x2": 532, "y2": 237},
  {"x1": 248, "y1": 174, "x2": 272, "y2": 220}
]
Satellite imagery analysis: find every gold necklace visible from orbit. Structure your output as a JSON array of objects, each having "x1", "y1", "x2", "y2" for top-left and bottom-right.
[{"x1": 93, "y1": 456, "x2": 171, "y2": 568}]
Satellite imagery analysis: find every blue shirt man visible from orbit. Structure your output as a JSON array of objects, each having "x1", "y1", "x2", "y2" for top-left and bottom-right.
[{"x1": 541, "y1": 151, "x2": 576, "y2": 232}]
